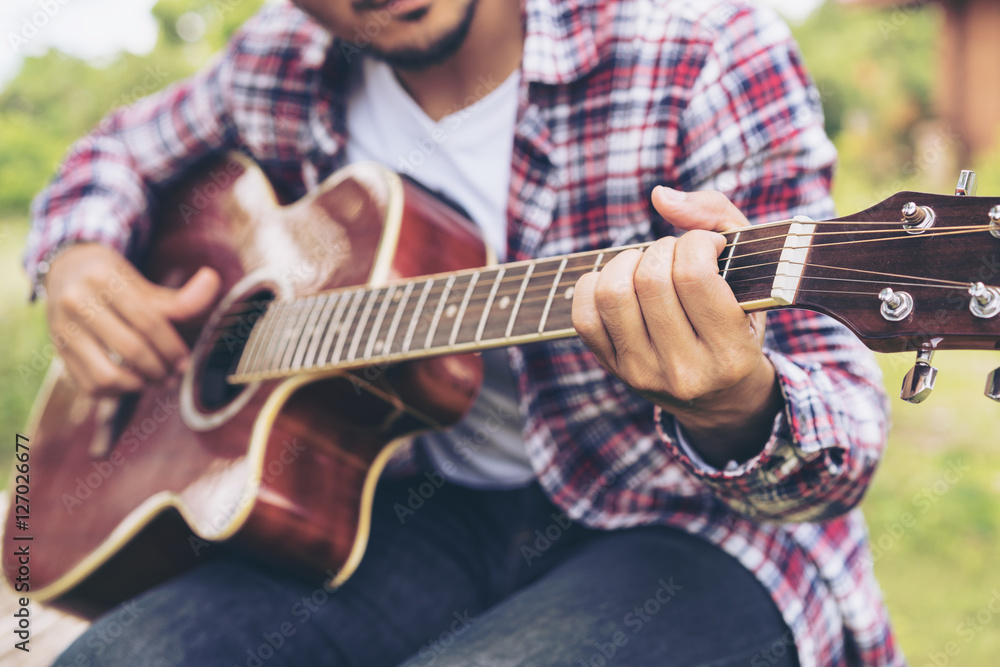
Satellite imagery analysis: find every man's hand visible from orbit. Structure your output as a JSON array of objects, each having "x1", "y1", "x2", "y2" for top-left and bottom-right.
[
  {"x1": 44, "y1": 244, "x2": 220, "y2": 396},
  {"x1": 572, "y1": 187, "x2": 783, "y2": 468}
]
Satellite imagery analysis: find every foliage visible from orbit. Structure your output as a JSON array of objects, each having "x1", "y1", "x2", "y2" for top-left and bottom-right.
[
  {"x1": 0, "y1": 0, "x2": 263, "y2": 216},
  {"x1": 791, "y1": 1, "x2": 947, "y2": 215}
]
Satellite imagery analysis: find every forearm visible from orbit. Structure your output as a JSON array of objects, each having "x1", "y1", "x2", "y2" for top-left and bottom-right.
[{"x1": 25, "y1": 49, "x2": 238, "y2": 297}]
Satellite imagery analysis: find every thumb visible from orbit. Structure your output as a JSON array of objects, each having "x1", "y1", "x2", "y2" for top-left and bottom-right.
[
  {"x1": 651, "y1": 186, "x2": 750, "y2": 233},
  {"x1": 150, "y1": 267, "x2": 222, "y2": 322}
]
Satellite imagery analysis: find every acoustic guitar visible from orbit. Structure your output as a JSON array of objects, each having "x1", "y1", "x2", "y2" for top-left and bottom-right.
[{"x1": 5, "y1": 155, "x2": 1000, "y2": 618}]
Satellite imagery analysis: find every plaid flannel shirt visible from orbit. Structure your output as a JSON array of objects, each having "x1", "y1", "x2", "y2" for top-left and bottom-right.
[{"x1": 25, "y1": 1, "x2": 903, "y2": 664}]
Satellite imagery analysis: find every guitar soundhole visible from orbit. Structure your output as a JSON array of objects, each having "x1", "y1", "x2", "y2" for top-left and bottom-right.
[{"x1": 199, "y1": 289, "x2": 274, "y2": 411}]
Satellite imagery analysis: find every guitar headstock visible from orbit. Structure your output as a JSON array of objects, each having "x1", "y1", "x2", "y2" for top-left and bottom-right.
[{"x1": 790, "y1": 171, "x2": 1000, "y2": 403}]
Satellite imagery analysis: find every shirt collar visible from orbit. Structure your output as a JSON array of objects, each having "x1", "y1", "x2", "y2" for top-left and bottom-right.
[{"x1": 520, "y1": 0, "x2": 605, "y2": 85}]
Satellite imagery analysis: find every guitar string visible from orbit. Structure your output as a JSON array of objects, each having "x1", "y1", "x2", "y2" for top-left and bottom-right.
[
  {"x1": 210, "y1": 256, "x2": 997, "y2": 359},
  {"x1": 212, "y1": 267, "x2": 997, "y2": 363},
  {"x1": 212, "y1": 224, "x2": 996, "y2": 322},
  {"x1": 212, "y1": 228, "x2": 999, "y2": 359},
  {"x1": 225, "y1": 284, "x2": 972, "y2": 379}
]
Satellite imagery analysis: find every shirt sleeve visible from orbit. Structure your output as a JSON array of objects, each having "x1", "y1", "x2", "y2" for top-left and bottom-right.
[
  {"x1": 23, "y1": 36, "x2": 241, "y2": 299},
  {"x1": 660, "y1": 5, "x2": 890, "y2": 522}
]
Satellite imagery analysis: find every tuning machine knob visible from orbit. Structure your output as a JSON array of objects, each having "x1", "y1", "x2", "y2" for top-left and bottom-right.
[
  {"x1": 901, "y1": 349, "x2": 938, "y2": 404},
  {"x1": 969, "y1": 282, "x2": 1000, "y2": 319},
  {"x1": 989, "y1": 205, "x2": 1000, "y2": 240},
  {"x1": 987, "y1": 368, "x2": 1000, "y2": 403}
]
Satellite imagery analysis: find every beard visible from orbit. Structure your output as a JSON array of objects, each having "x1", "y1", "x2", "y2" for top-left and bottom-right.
[{"x1": 366, "y1": 0, "x2": 480, "y2": 71}]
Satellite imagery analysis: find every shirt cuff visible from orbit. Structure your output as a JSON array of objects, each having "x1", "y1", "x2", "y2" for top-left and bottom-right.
[{"x1": 655, "y1": 403, "x2": 790, "y2": 480}]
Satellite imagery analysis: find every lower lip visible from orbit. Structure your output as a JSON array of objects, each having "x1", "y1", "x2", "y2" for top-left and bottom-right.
[{"x1": 380, "y1": 0, "x2": 432, "y2": 14}]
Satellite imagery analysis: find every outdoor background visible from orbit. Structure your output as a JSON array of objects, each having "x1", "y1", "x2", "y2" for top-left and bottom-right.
[{"x1": 1, "y1": 0, "x2": 999, "y2": 663}]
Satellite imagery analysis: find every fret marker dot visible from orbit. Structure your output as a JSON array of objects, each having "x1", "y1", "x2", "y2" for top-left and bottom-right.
[
  {"x1": 499, "y1": 296, "x2": 511, "y2": 310},
  {"x1": 445, "y1": 304, "x2": 458, "y2": 318},
  {"x1": 564, "y1": 286, "x2": 575, "y2": 300}
]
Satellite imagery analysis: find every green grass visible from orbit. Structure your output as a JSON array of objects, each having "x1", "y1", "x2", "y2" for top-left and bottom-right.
[
  {"x1": 871, "y1": 352, "x2": 1000, "y2": 664},
  {"x1": 1, "y1": 215, "x2": 999, "y2": 661},
  {"x1": 0, "y1": 219, "x2": 48, "y2": 481}
]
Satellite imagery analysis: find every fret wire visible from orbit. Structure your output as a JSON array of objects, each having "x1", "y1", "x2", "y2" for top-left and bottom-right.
[
  {"x1": 365, "y1": 284, "x2": 397, "y2": 360},
  {"x1": 303, "y1": 292, "x2": 340, "y2": 368},
  {"x1": 281, "y1": 296, "x2": 318, "y2": 371},
  {"x1": 242, "y1": 302, "x2": 275, "y2": 374},
  {"x1": 271, "y1": 300, "x2": 307, "y2": 373},
  {"x1": 720, "y1": 230, "x2": 741, "y2": 281},
  {"x1": 347, "y1": 287, "x2": 381, "y2": 362},
  {"x1": 403, "y1": 278, "x2": 435, "y2": 353},
  {"x1": 262, "y1": 301, "x2": 299, "y2": 374},
  {"x1": 591, "y1": 251, "x2": 605, "y2": 273},
  {"x1": 383, "y1": 281, "x2": 415, "y2": 355},
  {"x1": 275, "y1": 297, "x2": 308, "y2": 372},
  {"x1": 476, "y1": 267, "x2": 505, "y2": 343},
  {"x1": 425, "y1": 275, "x2": 456, "y2": 350},
  {"x1": 538, "y1": 257, "x2": 567, "y2": 334},
  {"x1": 238, "y1": 299, "x2": 274, "y2": 375},
  {"x1": 317, "y1": 291, "x2": 351, "y2": 366},
  {"x1": 332, "y1": 288, "x2": 367, "y2": 364},
  {"x1": 505, "y1": 261, "x2": 535, "y2": 339},
  {"x1": 449, "y1": 271, "x2": 480, "y2": 346},
  {"x1": 254, "y1": 302, "x2": 289, "y2": 374},
  {"x1": 291, "y1": 295, "x2": 326, "y2": 370}
]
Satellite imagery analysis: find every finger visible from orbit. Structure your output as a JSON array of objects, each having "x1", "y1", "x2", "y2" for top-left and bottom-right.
[
  {"x1": 78, "y1": 304, "x2": 170, "y2": 382},
  {"x1": 148, "y1": 267, "x2": 222, "y2": 323},
  {"x1": 62, "y1": 330, "x2": 146, "y2": 396},
  {"x1": 112, "y1": 288, "x2": 192, "y2": 372},
  {"x1": 590, "y1": 249, "x2": 654, "y2": 363},
  {"x1": 651, "y1": 187, "x2": 750, "y2": 233},
  {"x1": 671, "y1": 230, "x2": 750, "y2": 348},
  {"x1": 571, "y1": 272, "x2": 617, "y2": 370},
  {"x1": 632, "y1": 237, "x2": 698, "y2": 355}
]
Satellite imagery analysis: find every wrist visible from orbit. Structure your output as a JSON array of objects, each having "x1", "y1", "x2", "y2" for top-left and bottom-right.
[
  {"x1": 667, "y1": 357, "x2": 784, "y2": 469},
  {"x1": 35, "y1": 241, "x2": 96, "y2": 299}
]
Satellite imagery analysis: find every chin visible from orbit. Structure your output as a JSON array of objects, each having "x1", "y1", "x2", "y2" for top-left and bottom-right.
[
  {"x1": 297, "y1": 0, "x2": 479, "y2": 69},
  {"x1": 361, "y1": 0, "x2": 480, "y2": 70}
]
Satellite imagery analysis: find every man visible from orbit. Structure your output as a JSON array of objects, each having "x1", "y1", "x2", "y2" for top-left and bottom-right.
[{"x1": 29, "y1": 0, "x2": 901, "y2": 664}]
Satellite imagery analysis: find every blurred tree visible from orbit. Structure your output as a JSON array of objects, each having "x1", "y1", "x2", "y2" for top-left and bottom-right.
[
  {"x1": 790, "y1": 1, "x2": 945, "y2": 213},
  {"x1": 0, "y1": 0, "x2": 264, "y2": 217}
]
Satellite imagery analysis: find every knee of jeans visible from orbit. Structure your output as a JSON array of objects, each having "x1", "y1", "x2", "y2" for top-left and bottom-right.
[{"x1": 53, "y1": 603, "x2": 185, "y2": 667}]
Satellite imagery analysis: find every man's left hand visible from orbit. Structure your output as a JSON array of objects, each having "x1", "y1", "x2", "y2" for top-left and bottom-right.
[{"x1": 571, "y1": 186, "x2": 784, "y2": 468}]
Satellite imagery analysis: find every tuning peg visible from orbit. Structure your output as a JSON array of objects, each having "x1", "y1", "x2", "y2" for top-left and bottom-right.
[
  {"x1": 901, "y1": 349, "x2": 938, "y2": 404},
  {"x1": 987, "y1": 368, "x2": 1000, "y2": 402},
  {"x1": 955, "y1": 170, "x2": 978, "y2": 196}
]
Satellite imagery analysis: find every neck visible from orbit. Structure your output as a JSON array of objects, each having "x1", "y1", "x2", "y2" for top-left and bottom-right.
[
  {"x1": 394, "y1": 0, "x2": 523, "y2": 121},
  {"x1": 227, "y1": 219, "x2": 806, "y2": 385}
]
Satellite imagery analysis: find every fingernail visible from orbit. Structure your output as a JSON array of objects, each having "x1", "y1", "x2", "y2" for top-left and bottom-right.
[{"x1": 656, "y1": 186, "x2": 687, "y2": 202}]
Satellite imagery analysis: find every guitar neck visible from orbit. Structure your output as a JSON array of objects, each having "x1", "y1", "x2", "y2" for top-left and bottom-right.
[{"x1": 228, "y1": 219, "x2": 802, "y2": 383}]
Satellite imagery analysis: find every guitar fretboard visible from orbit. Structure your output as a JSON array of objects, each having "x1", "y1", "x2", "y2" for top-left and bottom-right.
[{"x1": 229, "y1": 221, "x2": 794, "y2": 383}]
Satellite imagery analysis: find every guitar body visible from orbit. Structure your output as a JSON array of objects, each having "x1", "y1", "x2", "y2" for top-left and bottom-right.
[{"x1": 4, "y1": 155, "x2": 489, "y2": 618}]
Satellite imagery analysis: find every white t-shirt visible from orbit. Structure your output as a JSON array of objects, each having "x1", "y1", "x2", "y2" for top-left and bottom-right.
[{"x1": 345, "y1": 57, "x2": 535, "y2": 488}]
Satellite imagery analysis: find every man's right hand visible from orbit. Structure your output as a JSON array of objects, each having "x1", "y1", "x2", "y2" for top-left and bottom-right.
[{"x1": 44, "y1": 244, "x2": 221, "y2": 396}]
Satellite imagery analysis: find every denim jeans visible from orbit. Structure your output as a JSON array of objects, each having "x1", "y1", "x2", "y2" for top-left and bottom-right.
[{"x1": 55, "y1": 478, "x2": 799, "y2": 666}]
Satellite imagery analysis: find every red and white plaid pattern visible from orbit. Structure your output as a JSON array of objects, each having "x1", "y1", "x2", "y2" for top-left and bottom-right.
[{"x1": 25, "y1": 1, "x2": 902, "y2": 664}]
